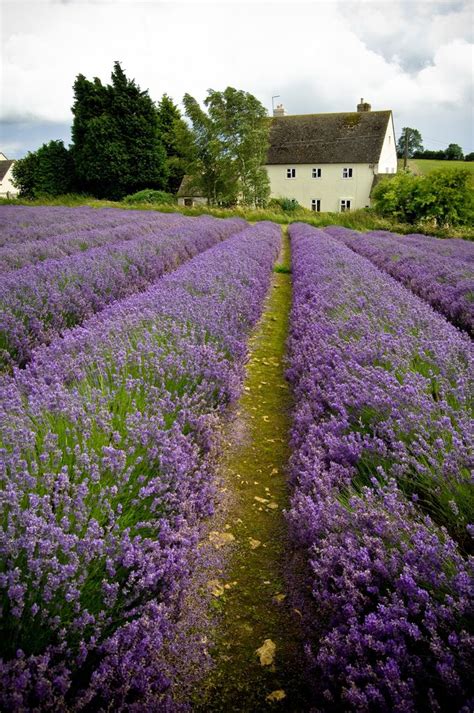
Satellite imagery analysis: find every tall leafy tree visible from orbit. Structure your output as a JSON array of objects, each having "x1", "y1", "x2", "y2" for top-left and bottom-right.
[
  {"x1": 183, "y1": 93, "x2": 233, "y2": 205},
  {"x1": 205, "y1": 87, "x2": 270, "y2": 206},
  {"x1": 12, "y1": 140, "x2": 74, "y2": 198},
  {"x1": 156, "y1": 94, "x2": 195, "y2": 194},
  {"x1": 183, "y1": 87, "x2": 270, "y2": 207},
  {"x1": 445, "y1": 143, "x2": 464, "y2": 161},
  {"x1": 396, "y1": 127, "x2": 424, "y2": 159},
  {"x1": 71, "y1": 62, "x2": 167, "y2": 199}
]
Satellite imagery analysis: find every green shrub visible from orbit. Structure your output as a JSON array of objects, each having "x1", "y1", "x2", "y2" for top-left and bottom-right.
[
  {"x1": 268, "y1": 197, "x2": 301, "y2": 213},
  {"x1": 373, "y1": 168, "x2": 474, "y2": 227},
  {"x1": 123, "y1": 189, "x2": 176, "y2": 205}
]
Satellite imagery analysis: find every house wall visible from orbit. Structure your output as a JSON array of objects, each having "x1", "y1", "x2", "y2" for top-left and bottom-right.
[
  {"x1": 177, "y1": 196, "x2": 207, "y2": 207},
  {"x1": 0, "y1": 164, "x2": 19, "y2": 198},
  {"x1": 376, "y1": 115, "x2": 397, "y2": 174},
  {"x1": 264, "y1": 163, "x2": 375, "y2": 211}
]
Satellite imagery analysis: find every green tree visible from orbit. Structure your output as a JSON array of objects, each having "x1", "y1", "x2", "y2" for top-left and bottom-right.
[
  {"x1": 156, "y1": 94, "x2": 195, "y2": 194},
  {"x1": 205, "y1": 87, "x2": 270, "y2": 206},
  {"x1": 445, "y1": 143, "x2": 464, "y2": 161},
  {"x1": 71, "y1": 62, "x2": 167, "y2": 200},
  {"x1": 183, "y1": 93, "x2": 234, "y2": 205},
  {"x1": 396, "y1": 127, "x2": 424, "y2": 158},
  {"x1": 11, "y1": 140, "x2": 74, "y2": 198},
  {"x1": 11, "y1": 152, "x2": 38, "y2": 198},
  {"x1": 183, "y1": 87, "x2": 270, "y2": 207},
  {"x1": 465, "y1": 152, "x2": 474, "y2": 162}
]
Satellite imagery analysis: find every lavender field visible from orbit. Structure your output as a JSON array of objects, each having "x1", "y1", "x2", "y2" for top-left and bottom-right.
[{"x1": 0, "y1": 207, "x2": 472, "y2": 711}]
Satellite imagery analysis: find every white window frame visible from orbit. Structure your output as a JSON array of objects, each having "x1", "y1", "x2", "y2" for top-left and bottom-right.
[
  {"x1": 286, "y1": 167, "x2": 296, "y2": 179},
  {"x1": 311, "y1": 199, "x2": 321, "y2": 212},
  {"x1": 342, "y1": 167, "x2": 353, "y2": 178},
  {"x1": 312, "y1": 167, "x2": 322, "y2": 178},
  {"x1": 340, "y1": 199, "x2": 352, "y2": 212}
]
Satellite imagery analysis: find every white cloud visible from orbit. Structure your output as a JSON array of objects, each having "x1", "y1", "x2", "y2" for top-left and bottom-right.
[{"x1": 1, "y1": 0, "x2": 473, "y2": 153}]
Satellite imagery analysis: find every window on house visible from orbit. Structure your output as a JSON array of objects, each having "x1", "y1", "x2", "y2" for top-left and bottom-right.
[
  {"x1": 340, "y1": 199, "x2": 351, "y2": 212},
  {"x1": 184, "y1": 198, "x2": 193, "y2": 207},
  {"x1": 286, "y1": 168, "x2": 296, "y2": 178},
  {"x1": 342, "y1": 167, "x2": 353, "y2": 178},
  {"x1": 312, "y1": 168, "x2": 322, "y2": 178},
  {"x1": 311, "y1": 199, "x2": 321, "y2": 212}
]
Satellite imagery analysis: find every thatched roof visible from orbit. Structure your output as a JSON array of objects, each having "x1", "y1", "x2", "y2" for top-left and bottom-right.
[
  {"x1": 0, "y1": 160, "x2": 14, "y2": 181},
  {"x1": 266, "y1": 111, "x2": 392, "y2": 165},
  {"x1": 177, "y1": 175, "x2": 205, "y2": 197}
]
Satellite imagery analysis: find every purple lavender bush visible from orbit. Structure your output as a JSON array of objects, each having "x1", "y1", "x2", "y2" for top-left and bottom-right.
[
  {"x1": 0, "y1": 207, "x2": 190, "y2": 272},
  {"x1": 0, "y1": 222, "x2": 281, "y2": 710},
  {"x1": 325, "y1": 225, "x2": 474, "y2": 334},
  {"x1": 0, "y1": 205, "x2": 181, "y2": 247},
  {"x1": 0, "y1": 208, "x2": 246, "y2": 368},
  {"x1": 287, "y1": 223, "x2": 473, "y2": 711}
]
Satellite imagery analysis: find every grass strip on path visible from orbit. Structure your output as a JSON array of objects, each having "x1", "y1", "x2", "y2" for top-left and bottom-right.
[{"x1": 194, "y1": 227, "x2": 309, "y2": 712}]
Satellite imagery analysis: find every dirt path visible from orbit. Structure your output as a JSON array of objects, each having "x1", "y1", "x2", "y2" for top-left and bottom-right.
[{"x1": 194, "y1": 228, "x2": 309, "y2": 712}]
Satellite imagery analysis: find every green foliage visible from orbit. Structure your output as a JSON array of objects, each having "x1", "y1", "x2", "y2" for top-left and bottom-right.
[
  {"x1": 71, "y1": 62, "x2": 167, "y2": 200},
  {"x1": 465, "y1": 152, "x2": 474, "y2": 162},
  {"x1": 11, "y1": 140, "x2": 74, "y2": 198},
  {"x1": 396, "y1": 127, "x2": 423, "y2": 158},
  {"x1": 156, "y1": 94, "x2": 196, "y2": 194},
  {"x1": 445, "y1": 143, "x2": 464, "y2": 161},
  {"x1": 183, "y1": 87, "x2": 270, "y2": 207},
  {"x1": 373, "y1": 167, "x2": 474, "y2": 227},
  {"x1": 268, "y1": 197, "x2": 301, "y2": 213},
  {"x1": 123, "y1": 189, "x2": 176, "y2": 205},
  {"x1": 413, "y1": 149, "x2": 446, "y2": 160}
]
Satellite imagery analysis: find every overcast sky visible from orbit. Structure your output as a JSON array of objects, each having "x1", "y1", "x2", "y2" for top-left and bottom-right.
[{"x1": 1, "y1": 0, "x2": 473, "y2": 158}]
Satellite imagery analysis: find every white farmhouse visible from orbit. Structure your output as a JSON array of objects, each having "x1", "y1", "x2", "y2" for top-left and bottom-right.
[
  {"x1": 265, "y1": 99, "x2": 397, "y2": 212},
  {"x1": 0, "y1": 153, "x2": 19, "y2": 198}
]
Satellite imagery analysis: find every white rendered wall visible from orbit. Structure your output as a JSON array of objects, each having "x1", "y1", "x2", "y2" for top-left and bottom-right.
[
  {"x1": 376, "y1": 115, "x2": 398, "y2": 174},
  {"x1": 0, "y1": 164, "x2": 19, "y2": 197},
  {"x1": 177, "y1": 196, "x2": 207, "y2": 207},
  {"x1": 264, "y1": 163, "x2": 375, "y2": 211}
]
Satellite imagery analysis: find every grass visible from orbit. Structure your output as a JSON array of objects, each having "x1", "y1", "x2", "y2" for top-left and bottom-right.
[
  {"x1": 399, "y1": 158, "x2": 474, "y2": 185},
  {"x1": 3, "y1": 193, "x2": 474, "y2": 240},
  {"x1": 193, "y1": 227, "x2": 310, "y2": 711}
]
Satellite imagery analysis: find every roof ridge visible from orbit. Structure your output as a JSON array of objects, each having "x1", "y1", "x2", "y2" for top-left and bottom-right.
[{"x1": 271, "y1": 110, "x2": 391, "y2": 119}]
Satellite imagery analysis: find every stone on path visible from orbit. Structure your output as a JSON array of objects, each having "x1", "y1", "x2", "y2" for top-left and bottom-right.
[
  {"x1": 256, "y1": 639, "x2": 276, "y2": 666},
  {"x1": 266, "y1": 690, "x2": 286, "y2": 702}
]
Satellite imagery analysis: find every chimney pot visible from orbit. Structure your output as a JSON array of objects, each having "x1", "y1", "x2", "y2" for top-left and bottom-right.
[
  {"x1": 273, "y1": 103, "x2": 286, "y2": 117},
  {"x1": 357, "y1": 98, "x2": 371, "y2": 112}
]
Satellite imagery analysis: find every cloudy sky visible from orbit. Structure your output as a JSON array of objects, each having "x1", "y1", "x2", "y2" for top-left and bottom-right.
[{"x1": 1, "y1": 0, "x2": 473, "y2": 158}]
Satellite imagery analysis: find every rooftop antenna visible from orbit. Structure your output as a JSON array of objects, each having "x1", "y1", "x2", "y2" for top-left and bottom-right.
[{"x1": 272, "y1": 95, "x2": 280, "y2": 113}]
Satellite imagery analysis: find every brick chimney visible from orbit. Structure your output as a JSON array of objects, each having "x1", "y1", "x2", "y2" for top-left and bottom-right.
[
  {"x1": 273, "y1": 103, "x2": 286, "y2": 117},
  {"x1": 357, "y1": 97, "x2": 371, "y2": 112}
]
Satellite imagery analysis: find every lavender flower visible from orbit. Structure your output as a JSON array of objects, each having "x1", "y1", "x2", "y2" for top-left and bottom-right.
[
  {"x1": 324, "y1": 225, "x2": 474, "y2": 334},
  {"x1": 0, "y1": 206, "x2": 246, "y2": 368},
  {"x1": 0, "y1": 221, "x2": 280, "y2": 710},
  {"x1": 286, "y1": 223, "x2": 473, "y2": 711}
]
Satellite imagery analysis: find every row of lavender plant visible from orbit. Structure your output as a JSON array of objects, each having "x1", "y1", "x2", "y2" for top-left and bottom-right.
[
  {"x1": 0, "y1": 211, "x2": 246, "y2": 369},
  {"x1": 325, "y1": 225, "x2": 474, "y2": 334},
  {"x1": 0, "y1": 221, "x2": 281, "y2": 711},
  {"x1": 0, "y1": 206, "x2": 156, "y2": 246},
  {"x1": 286, "y1": 223, "x2": 473, "y2": 711},
  {"x1": 0, "y1": 207, "x2": 190, "y2": 272}
]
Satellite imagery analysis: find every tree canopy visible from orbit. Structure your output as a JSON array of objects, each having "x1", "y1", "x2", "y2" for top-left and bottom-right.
[
  {"x1": 183, "y1": 87, "x2": 270, "y2": 207},
  {"x1": 12, "y1": 140, "x2": 73, "y2": 198},
  {"x1": 396, "y1": 127, "x2": 424, "y2": 158},
  {"x1": 156, "y1": 94, "x2": 195, "y2": 194},
  {"x1": 71, "y1": 62, "x2": 167, "y2": 200}
]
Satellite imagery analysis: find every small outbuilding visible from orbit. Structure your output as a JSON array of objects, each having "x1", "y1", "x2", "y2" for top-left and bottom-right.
[{"x1": 177, "y1": 175, "x2": 207, "y2": 207}]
